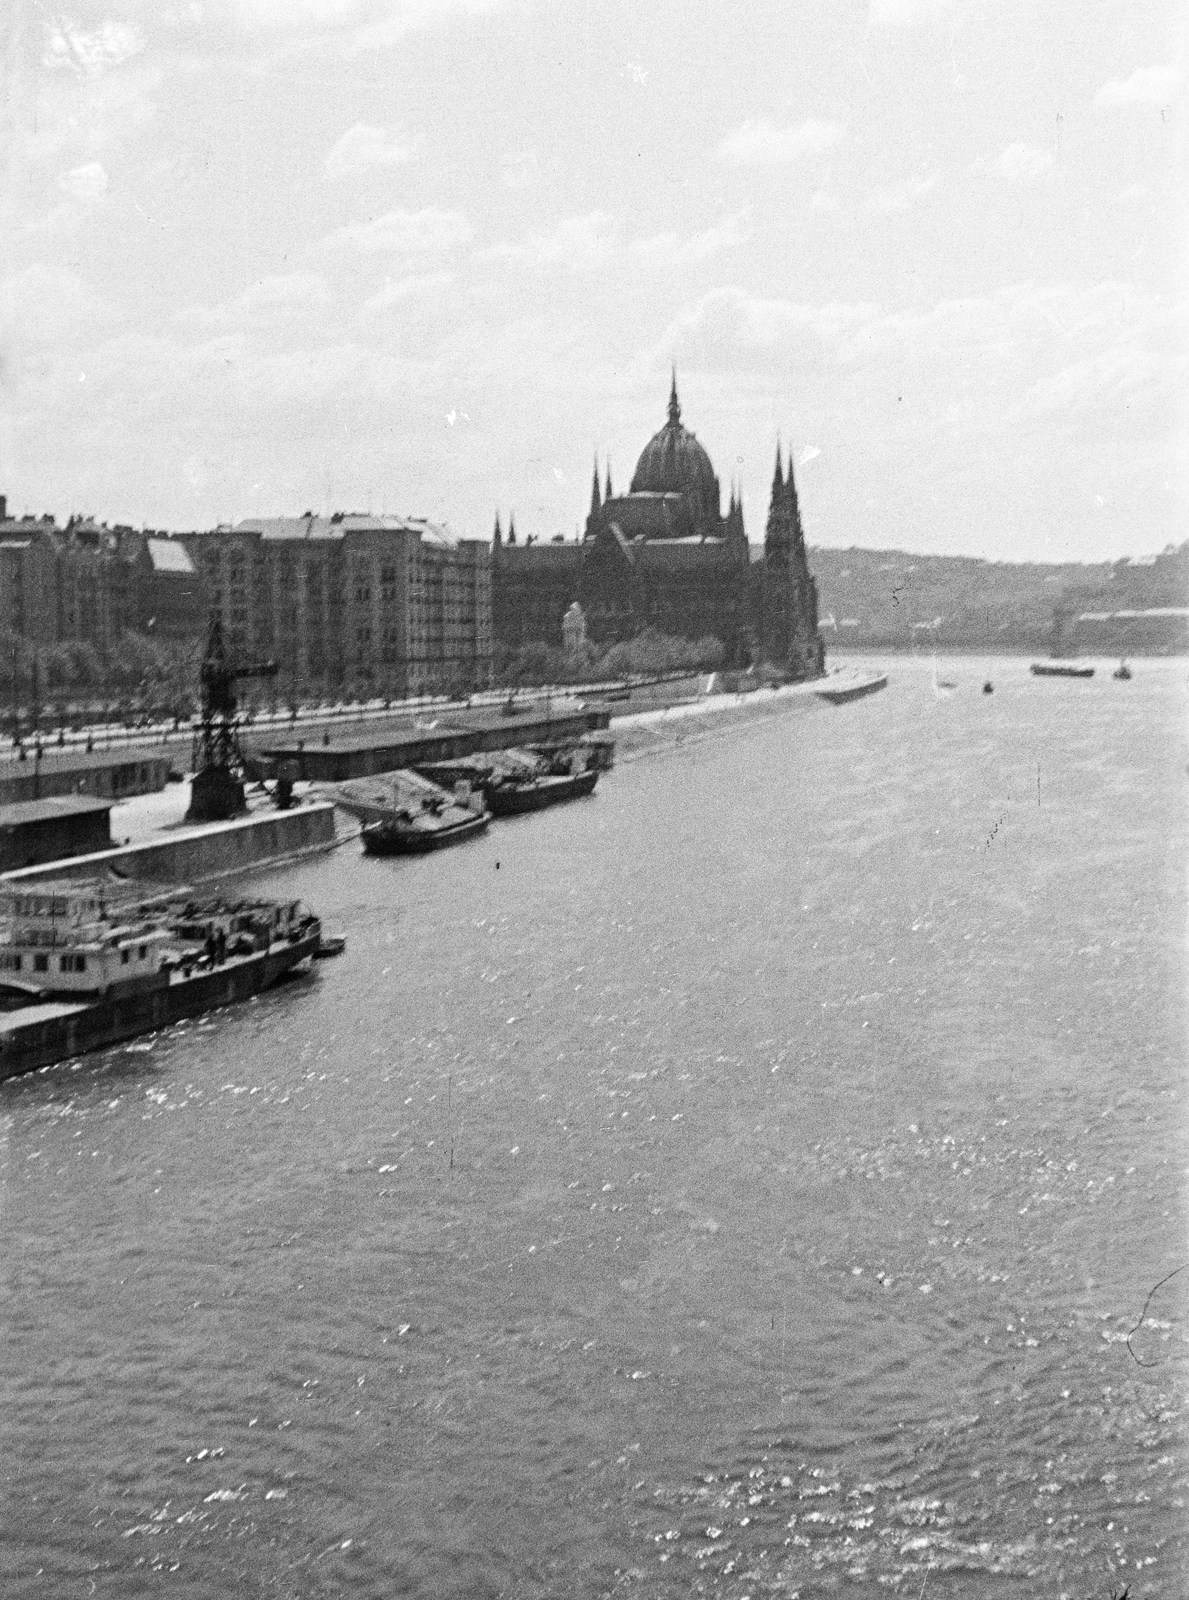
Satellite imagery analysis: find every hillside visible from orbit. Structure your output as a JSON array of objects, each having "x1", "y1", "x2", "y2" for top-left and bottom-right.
[{"x1": 803, "y1": 544, "x2": 1188, "y2": 653}]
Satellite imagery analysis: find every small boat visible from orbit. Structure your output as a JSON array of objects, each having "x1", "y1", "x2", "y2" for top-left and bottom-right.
[
  {"x1": 487, "y1": 767, "x2": 598, "y2": 816},
  {"x1": 361, "y1": 811, "x2": 489, "y2": 854},
  {"x1": 1030, "y1": 662, "x2": 1095, "y2": 678},
  {"x1": 332, "y1": 769, "x2": 491, "y2": 854},
  {"x1": 815, "y1": 672, "x2": 888, "y2": 705},
  {"x1": 982, "y1": 681, "x2": 994, "y2": 695},
  {"x1": 1113, "y1": 661, "x2": 1132, "y2": 681}
]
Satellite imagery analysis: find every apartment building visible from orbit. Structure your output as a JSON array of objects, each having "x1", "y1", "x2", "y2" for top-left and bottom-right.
[{"x1": 181, "y1": 514, "x2": 493, "y2": 697}]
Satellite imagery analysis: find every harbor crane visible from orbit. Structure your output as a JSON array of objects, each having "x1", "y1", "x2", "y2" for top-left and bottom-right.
[{"x1": 186, "y1": 617, "x2": 279, "y2": 822}]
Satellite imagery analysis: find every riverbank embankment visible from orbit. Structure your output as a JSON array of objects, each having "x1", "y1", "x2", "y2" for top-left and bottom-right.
[
  {"x1": 608, "y1": 669, "x2": 885, "y2": 762},
  {"x1": 1, "y1": 800, "x2": 338, "y2": 886}
]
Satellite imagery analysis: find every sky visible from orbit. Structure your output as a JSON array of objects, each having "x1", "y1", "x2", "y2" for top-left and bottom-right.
[{"x1": 1, "y1": 0, "x2": 1185, "y2": 563}]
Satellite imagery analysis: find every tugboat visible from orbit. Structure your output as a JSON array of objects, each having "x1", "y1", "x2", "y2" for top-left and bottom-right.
[
  {"x1": 1113, "y1": 660, "x2": 1132, "y2": 681},
  {"x1": 0, "y1": 881, "x2": 322, "y2": 1081}
]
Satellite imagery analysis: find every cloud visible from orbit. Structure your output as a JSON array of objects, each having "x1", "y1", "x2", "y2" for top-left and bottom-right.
[
  {"x1": 320, "y1": 207, "x2": 472, "y2": 254},
  {"x1": 324, "y1": 122, "x2": 418, "y2": 177},
  {"x1": 715, "y1": 118, "x2": 844, "y2": 165},
  {"x1": 998, "y1": 143, "x2": 1053, "y2": 184},
  {"x1": 635, "y1": 213, "x2": 753, "y2": 265},
  {"x1": 652, "y1": 286, "x2": 880, "y2": 375},
  {"x1": 363, "y1": 272, "x2": 455, "y2": 310},
  {"x1": 1094, "y1": 64, "x2": 1183, "y2": 107},
  {"x1": 182, "y1": 273, "x2": 335, "y2": 329},
  {"x1": 486, "y1": 212, "x2": 750, "y2": 272},
  {"x1": 484, "y1": 211, "x2": 620, "y2": 269},
  {"x1": 210, "y1": 0, "x2": 508, "y2": 53},
  {"x1": 43, "y1": 20, "x2": 145, "y2": 75},
  {"x1": 58, "y1": 162, "x2": 109, "y2": 202},
  {"x1": 867, "y1": 0, "x2": 954, "y2": 26},
  {"x1": 0, "y1": 264, "x2": 117, "y2": 345},
  {"x1": 867, "y1": 172, "x2": 940, "y2": 212}
]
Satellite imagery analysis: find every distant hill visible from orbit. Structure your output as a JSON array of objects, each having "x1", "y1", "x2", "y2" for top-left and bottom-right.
[{"x1": 798, "y1": 543, "x2": 1188, "y2": 654}]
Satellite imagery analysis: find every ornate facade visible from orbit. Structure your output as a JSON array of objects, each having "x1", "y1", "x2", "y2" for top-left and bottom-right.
[{"x1": 491, "y1": 378, "x2": 825, "y2": 677}]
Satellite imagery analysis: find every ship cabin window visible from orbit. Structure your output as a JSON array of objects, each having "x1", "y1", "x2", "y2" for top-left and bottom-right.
[
  {"x1": 34, "y1": 954, "x2": 48, "y2": 973},
  {"x1": 0, "y1": 953, "x2": 22, "y2": 972},
  {"x1": 121, "y1": 950, "x2": 130, "y2": 964},
  {"x1": 59, "y1": 954, "x2": 86, "y2": 974},
  {"x1": 138, "y1": 945, "x2": 147, "y2": 960}
]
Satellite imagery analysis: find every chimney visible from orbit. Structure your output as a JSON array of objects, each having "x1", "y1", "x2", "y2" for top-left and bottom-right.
[{"x1": 0, "y1": 494, "x2": 6, "y2": 521}]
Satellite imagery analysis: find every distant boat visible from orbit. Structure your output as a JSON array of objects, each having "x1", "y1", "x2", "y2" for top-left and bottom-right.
[
  {"x1": 1113, "y1": 661, "x2": 1132, "y2": 680},
  {"x1": 982, "y1": 681, "x2": 994, "y2": 695},
  {"x1": 815, "y1": 672, "x2": 888, "y2": 705},
  {"x1": 1030, "y1": 662, "x2": 1095, "y2": 679}
]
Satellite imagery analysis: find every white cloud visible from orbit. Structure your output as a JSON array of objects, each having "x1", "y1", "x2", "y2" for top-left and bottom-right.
[
  {"x1": 320, "y1": 207, "x2": 472, "y2": 254},
  {"x1": 215, "y1": 0, "x2": 507, "y2": 52},
  {"x1": 363, "y1": 272, "x2": 455, "y2": 310},
  {"x1": 58, "y1": 162, "x2": 109, "y2": 202},
  {"x1": 715, "y1": 118, "x2": 844, "y2": 165},
  {"x1": 485, "y1": 212, "x2": 621, "y2": 270},
  {"x1": 486, "y1": 212, "x2": 749, "y2": 272},
  {"x1": 652, "y1": 286, "x2": 880, "y2": 375},
  {"x1": 868, "y1": 172, "x2": 940, "y2": 212},
  {"x1": 182, "y1": 274, "x2": 335, "y2": 329},
  {"x1": 1094, "y1": 64, "x2": 1183, "y2": 107},
  {"x1": 324, "y1": 123, "x2": 418, "y2": 177},
  {"x1": 868, "y1": 0, "x2": 954, "y2": 26},
  {"x1": 636, "y1": 213, "x2": 753, "y2": 264},
  {"x1": 998, "y1": 143, "x2": 1053, "y2": 184},
  {"x1": 43, "y1": 20, "x2": 144, "y2": 75}
]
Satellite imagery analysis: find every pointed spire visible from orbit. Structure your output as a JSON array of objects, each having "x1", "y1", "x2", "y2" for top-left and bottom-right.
[
  {"x1": 604, "y1": 462, "x2": 613, "y2": 501},
  {"x1": 492, "y1": 511, "x2": 503, "y2": 549},
  {"x1": 589, "y1": 458, "x2": 602, "y2": 520},
  {"x1": 668, "y1": 368, "x2": 681, "y2": 426},
  {"x1": 771, "y1": 440, "x2": 784, "y2": 495},
  {"x1": 507, "y1": 514, "x2": 517, "y2": 546},
  {"x1": 786, "y1": 447, "x2": 804, "y2": 549}
]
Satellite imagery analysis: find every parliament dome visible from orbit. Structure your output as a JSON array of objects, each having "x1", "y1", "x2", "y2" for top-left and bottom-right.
[{"x1": 629, "y1": 376, "x2": 721, "y2": 524}]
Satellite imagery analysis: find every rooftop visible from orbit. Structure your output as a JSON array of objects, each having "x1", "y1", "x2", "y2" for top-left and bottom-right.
[
  {"x1": 0, "y1": 796, "x2": 114, "y2": 828},
  {"x1": 146, "y1": 537, "x2": 195, "y2": 573},
  {"x1": 230, "y1": 514, "x2": 458, "y2": 546}
]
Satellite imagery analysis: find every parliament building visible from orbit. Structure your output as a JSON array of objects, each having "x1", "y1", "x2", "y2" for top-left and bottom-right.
[{"x1": 492, "y1": 377, "x2": 825, "y2": 678}]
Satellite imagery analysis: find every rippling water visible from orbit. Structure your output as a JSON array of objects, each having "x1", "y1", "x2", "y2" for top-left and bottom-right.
[{"x1": 2, "y1": 656, "x2": 1186, "y2": 1598}]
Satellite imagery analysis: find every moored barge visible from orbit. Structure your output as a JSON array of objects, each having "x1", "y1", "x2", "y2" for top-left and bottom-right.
[{"x1": 0, "y1": 881, "x2": 321, "y2": 1082}]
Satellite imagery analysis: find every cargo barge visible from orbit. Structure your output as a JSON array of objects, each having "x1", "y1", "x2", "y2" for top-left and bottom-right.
[
  {"x1": 1030, "y1": 662, "x2": 1095, "y2": 679},
  {"x1": 0, "y1": 882, "x2": 321, "y2": 1082}
]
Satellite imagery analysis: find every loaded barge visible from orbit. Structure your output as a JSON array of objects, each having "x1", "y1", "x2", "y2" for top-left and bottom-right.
[{"x1": 0, "y1": 881, "x2": 322, "y2": 1082}]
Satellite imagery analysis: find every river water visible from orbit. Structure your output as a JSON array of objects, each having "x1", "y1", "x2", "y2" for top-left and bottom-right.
[{"x1": 1, "y1": 655, "x2": 1186, "y2": 1598}]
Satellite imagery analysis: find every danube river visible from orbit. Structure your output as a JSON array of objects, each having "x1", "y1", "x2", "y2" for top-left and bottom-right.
[{"x1": 2, "y1": 656, "x2": 1186, "y2": 1598}]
